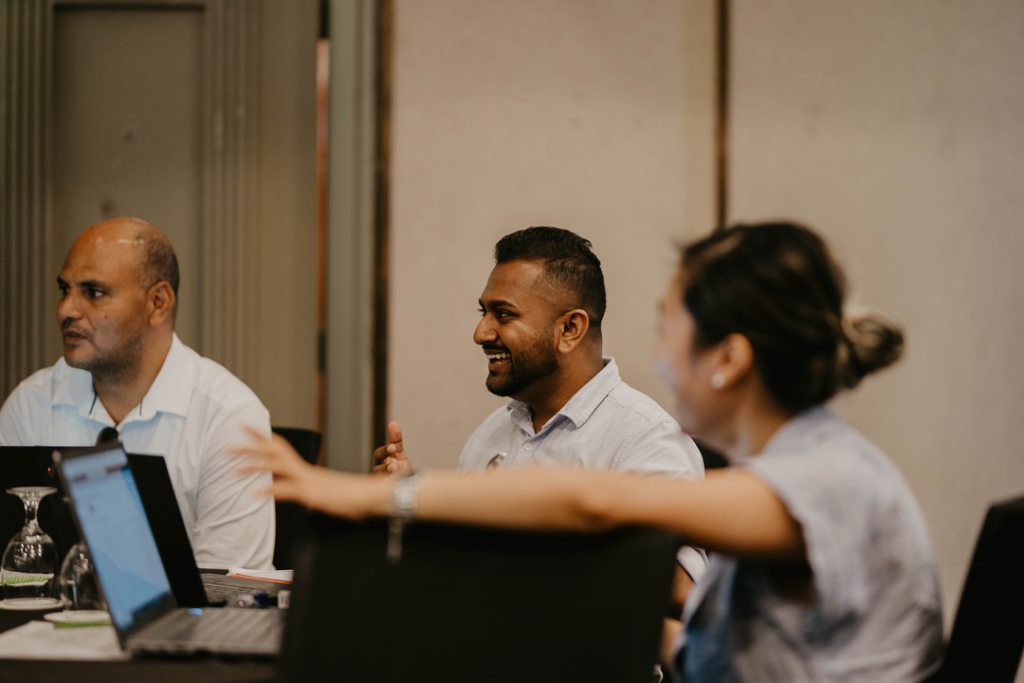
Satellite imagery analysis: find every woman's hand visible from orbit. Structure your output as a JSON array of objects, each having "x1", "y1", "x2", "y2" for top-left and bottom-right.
[
  {"x1": 230, "y1": 426, "x2": 392, "y2": 519},
  {"x1": 231, "y1": 426, "x2": 322, "y2": 507}
]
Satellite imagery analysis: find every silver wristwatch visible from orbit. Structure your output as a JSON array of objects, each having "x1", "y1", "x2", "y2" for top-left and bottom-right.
[{"x1": 387, "y1": 473, "x2": 425, "y2": 563}]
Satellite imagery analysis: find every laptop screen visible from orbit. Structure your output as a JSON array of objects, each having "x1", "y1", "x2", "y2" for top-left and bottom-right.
[{"x1": 61, "y1": 445, "x2": 173, "y2": 632}]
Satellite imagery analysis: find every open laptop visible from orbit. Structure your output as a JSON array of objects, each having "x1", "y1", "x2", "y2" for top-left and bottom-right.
[
  {"x1": 53, "y1": 442, "x2": 283, "y2": 656},
  {"x1": 0, "y1": 446, "x2": 283, "y2": 607},
  {"x1": 126, "y1": 453, "x2": 287, "y2": 606}
]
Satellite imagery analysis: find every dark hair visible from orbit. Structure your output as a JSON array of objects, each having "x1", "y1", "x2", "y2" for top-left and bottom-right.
[
  {"x1": 680, "y1": 221, "x2": 903, "y2": 412},
  {"x1": 494, "y1": 226, "x2": 607, "y2": 334},
  {"x1": 137, "y1": 229, "x2": 180, "y2": 315}
]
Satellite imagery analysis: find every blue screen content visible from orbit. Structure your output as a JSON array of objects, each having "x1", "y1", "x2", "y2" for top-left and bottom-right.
[{"x1": 62, "y1": 448, "x2": 172, "y2": 632}]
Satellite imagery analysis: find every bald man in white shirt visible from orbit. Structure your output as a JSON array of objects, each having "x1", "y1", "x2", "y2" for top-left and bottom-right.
[{"x1": 0, "y1": 218, "x2": 274, "y2": 569}]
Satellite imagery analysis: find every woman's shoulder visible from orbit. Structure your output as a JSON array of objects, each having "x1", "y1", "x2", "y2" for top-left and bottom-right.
[
  {"x1": 744, "y1": 407, "x2": 923, "y2": 530},
  {"x1": 756, "y1": 407, "x2": 899, "y2": 479},
  {"x1": 741, "y1": 407, "x2": 940, "y2": 636}
]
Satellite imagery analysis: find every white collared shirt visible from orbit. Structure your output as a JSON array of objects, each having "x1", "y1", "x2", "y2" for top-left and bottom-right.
[
  {"x1": 0, "y1": 334, "x2": 275, "y2": 569},
  {"x1": 459, "y1": 357, "x2": 707, "y2": 580}
]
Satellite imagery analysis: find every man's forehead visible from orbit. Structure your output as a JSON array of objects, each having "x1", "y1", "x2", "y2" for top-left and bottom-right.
[
  {"x1": 58, "y1": 261, "x2": 114, "y2": 285},
  {"x1": 480, "y1": 261, "x2": 555, "y2": 305},
  {"x1": 60, "y1": 234, "x2": 144, "y2": 283}
]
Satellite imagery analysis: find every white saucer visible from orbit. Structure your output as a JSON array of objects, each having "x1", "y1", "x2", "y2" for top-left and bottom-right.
[
  {"x1": 0, "y1": 598, "x2": 62, "y2": 611},
  {"x1": 44, "y1": 610, "x2": 110, "y2": 624}
]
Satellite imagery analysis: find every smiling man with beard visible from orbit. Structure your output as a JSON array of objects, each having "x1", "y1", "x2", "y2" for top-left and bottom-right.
[
  {"x1": 0, "y1": 217, "x2": 274, "y2": 569},
  {"x1": 374, "y1": 226, "x2": 706, "y2": 584}
]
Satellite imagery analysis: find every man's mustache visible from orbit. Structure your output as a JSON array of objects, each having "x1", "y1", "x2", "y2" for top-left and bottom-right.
[{"x1": 61, "y1": 320, "x2": 89, "y2": 338}]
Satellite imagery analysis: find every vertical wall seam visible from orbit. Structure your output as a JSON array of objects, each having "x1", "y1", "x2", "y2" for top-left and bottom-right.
[
  {"x1": 40, "y1": 0, "x2": 53, "y2": 369},
  {"x1": 244, "y1": 0, "x2": 259, "y2": 386},
  {"x1": 30, "y1": 0, "x2": 44, "y2": 371},
  {"x1": 370, "y1": 0, "x2": 391, "y2": 461},
  {"x1": 714, "y1": 0, "x2": 730, "y2": 228},
  {"x1": 14, "y1": 1, "x2": 25, "y2": 381},
  {"x1": 1, "y1": 2, "x2": 10, "y2": 385}
]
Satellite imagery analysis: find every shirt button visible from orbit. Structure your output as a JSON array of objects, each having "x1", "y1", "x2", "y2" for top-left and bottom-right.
[{"x1": 523, "y1": 443, "x2": 534, "y2": 451}]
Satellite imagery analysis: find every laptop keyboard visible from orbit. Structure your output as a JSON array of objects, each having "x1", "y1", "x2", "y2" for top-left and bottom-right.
[
  {"x1": 160, "y1": 608, "x2": 279, "y2": 644},
  {"x1": 203, "y1": 582, "x2": 271, "y2": 601}
]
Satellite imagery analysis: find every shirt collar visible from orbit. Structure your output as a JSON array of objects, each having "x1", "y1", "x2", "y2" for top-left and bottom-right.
[
  {"x1": 505, "y1": 357, "x2": 622, "y2": 431},
  {"x1": 132, "y1": 334, "x2": 194, "y2": 421},
  {"x1": 51, "y1": 334, "x2": 194, "y2": 425},
  {"x1": 52, "y1": 358, "x2": 105, "y2": 422}
]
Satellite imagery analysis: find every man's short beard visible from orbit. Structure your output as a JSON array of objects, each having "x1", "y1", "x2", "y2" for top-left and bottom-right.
[
  {"x1": 485, "y1": 338, "x2": 559, "y2": 398},
  {"x1": 67, "y1": 325, "x2": 147, "y2": 383}
]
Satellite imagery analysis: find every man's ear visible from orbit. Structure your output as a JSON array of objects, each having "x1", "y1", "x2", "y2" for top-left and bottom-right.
[
  {"x1": 710, "y1": 333, "x2": 755, "y2": 388},
  {"x1": 555, "y1": 309, "x2": 590, "y2": 354},
  {"x1": 147, "y1": 282, "x2": 176, "y2": 326}
]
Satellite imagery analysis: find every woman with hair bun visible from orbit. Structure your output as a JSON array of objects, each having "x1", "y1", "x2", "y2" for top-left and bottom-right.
[{"x1": 235, "y1": 221, "x2": 943, "y2": 682}]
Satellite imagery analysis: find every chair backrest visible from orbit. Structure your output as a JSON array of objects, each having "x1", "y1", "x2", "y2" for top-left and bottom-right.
[
  {"x1": 271, "y1": 427, "x2": 322, "y2": 465},
  {"x1": 270, "y1": 427, "x2": 322, "y2": 569},
  {"x1": 693, "y1": 438, "x2": 729, "y2": 470},
  {"x1": 279, "y1": 516, "x2": 680, "y2": 683},
  {"x1": 929, "y1": 494, "x2": 1024, "y2": 683}
]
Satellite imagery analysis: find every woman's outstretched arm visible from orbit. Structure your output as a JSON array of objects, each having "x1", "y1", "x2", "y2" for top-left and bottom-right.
[{"x1": 232, "y1": 428, "x2": 805, "y2": 561}]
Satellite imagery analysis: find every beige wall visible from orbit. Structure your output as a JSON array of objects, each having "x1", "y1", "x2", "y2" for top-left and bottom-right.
[
  {"x1": 729, "y1": 0, "x2": 1024, "y2": 636},
  {"x1": 388, "y1": 0, "x2": 716, "y2": 469},
  {"x1": 254, "y1": 0, "x2": 319, "y2": 430}
]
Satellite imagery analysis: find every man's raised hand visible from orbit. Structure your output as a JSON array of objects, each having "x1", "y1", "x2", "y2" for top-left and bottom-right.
[{"x1": 371, "y1": 421, "x2": 413, "y2": 476}]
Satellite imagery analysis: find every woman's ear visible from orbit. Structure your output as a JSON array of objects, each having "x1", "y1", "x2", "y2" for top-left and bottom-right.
[{"x1": 709, "y1": 333, "x2": 755, "y2": 389}]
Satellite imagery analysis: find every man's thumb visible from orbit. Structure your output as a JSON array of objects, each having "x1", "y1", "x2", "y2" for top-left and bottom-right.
[{"x1": 388, "y1": 421, "x2": 404, "y2": 448}]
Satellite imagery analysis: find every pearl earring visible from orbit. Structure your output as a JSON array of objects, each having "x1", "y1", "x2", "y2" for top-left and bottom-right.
[{"x1": 711, "y1": 374, "x2": 726, "y2": 389}]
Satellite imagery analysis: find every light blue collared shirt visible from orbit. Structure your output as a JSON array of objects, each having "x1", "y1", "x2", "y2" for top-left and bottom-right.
[
  {"x1": 458, "y1": 357, "x2": 707, "y2": 579},
  {"x1": 679, "y1": 406, "x2": 943, "y2": 683},
  {"x1": 459, "y1": 358, "x2": 703, "y2": 477}
]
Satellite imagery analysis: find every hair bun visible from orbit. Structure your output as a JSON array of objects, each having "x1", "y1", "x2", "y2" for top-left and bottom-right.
[{"x1": 839, "y1": 310, "x2": 905, "y2": 389}]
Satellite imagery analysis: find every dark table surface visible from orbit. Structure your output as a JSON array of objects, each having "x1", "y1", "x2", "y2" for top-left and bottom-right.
[{"x1": 0, "y1": 606, "x2": 277, "y2": 683}]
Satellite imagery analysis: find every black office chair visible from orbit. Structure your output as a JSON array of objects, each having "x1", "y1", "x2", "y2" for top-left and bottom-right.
[
  {"x1": 924, "y1": 494, "x2": 1024, "y2": 683},
  {"x1": 279, "y1": 516, "x2": 680, "y2": 683},
  {"x1": 270, "y1": 427, "x2": 322, "y2": 570},
  {"x1": 272, "y1": 427, "x2": 322, "y2": 465},
  {"x1": 693, "y1": 438, "x2": 729, "y2": 470}
]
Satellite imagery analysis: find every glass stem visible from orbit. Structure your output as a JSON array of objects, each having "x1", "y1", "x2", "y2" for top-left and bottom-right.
[{"x1": 24, "y1": 498, "x2": 41, "y2": 535}]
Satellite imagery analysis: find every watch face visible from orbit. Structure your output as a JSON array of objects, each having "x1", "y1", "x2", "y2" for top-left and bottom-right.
[
  {"x1": 395, "y1": 487, "x2": 416, "y2": 511},
  {"x1": 393, "y1": 475, "x2": 424, "y2": 517}
]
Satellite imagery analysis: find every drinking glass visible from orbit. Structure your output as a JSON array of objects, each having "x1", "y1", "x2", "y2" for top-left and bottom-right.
[
  {"x1": 2, "y1": 487, "x2": 60, "y2": 607},
  {"x1": 59, "y1": 541, "x2": 104, "y2": 610}
]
